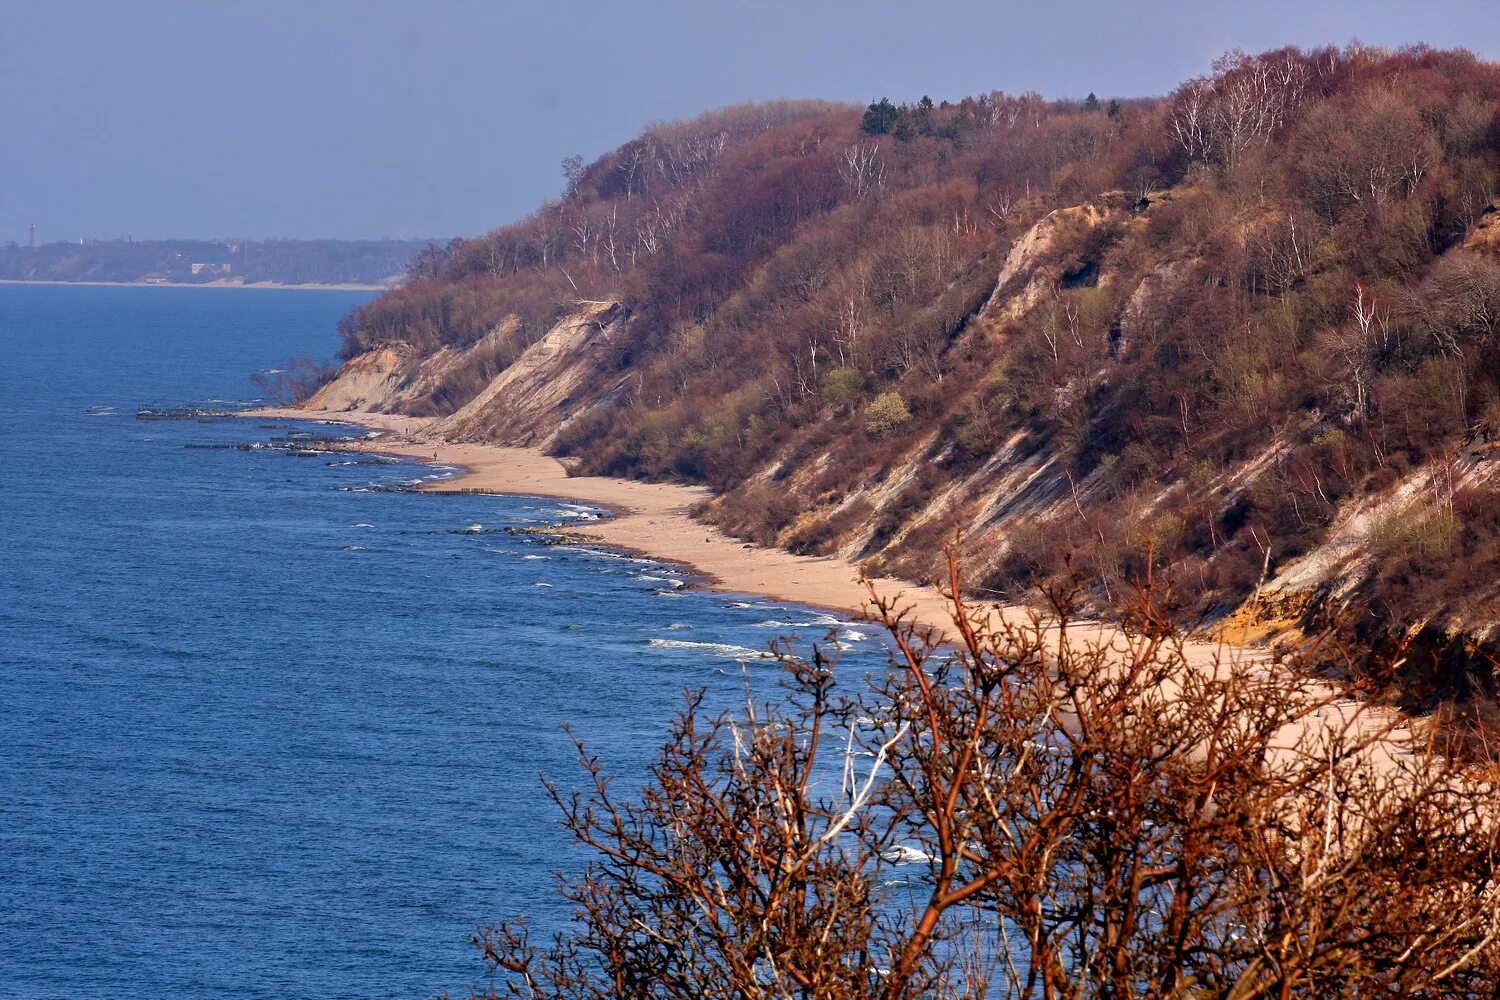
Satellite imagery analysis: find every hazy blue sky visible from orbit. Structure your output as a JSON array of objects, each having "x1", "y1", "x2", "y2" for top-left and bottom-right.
[{"x1": 3, "y1": 1, "x2": 1497, "y2": 242}]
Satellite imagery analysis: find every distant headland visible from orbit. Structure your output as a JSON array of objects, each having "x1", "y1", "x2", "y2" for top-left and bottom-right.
[{"x1": 0, "y1": 236, "x2": 439, "y2": 288}]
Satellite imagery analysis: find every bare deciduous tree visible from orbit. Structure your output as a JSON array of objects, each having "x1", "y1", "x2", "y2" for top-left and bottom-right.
[
  {"x1": 465, "y1": 555, "x2": 1500, "y2": 999},
  {"x1": 838, "y1": 143, "x2": 886, "y2": 201}
]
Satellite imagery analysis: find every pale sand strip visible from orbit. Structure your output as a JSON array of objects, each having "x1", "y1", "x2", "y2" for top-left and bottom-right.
[
  {"x1": 246, "y1": 405, "x2": 1414, "y2": 777},
  {"x1": 250, "y1": 406, "x2": 958, "y2": 626},
  {"x1": 253, "y1": 405, "x2": 1243, "y2": 665}
]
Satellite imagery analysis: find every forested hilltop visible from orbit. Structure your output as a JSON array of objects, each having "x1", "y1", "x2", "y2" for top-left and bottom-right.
[
  {"x1": 0, "y1": 237, "x2": 428, "y2": 286},
  {"x1": 320, "y1": 45, "x2": 1500, "y2": 708}
]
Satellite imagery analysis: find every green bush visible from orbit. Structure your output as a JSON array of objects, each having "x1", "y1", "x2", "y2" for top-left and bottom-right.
[
  {"x1": 863, "y1": 391, "x2": 912, "y2": 436},
  {"x1": 822, "y1": 367, "x2": 865, "y2": 410}
]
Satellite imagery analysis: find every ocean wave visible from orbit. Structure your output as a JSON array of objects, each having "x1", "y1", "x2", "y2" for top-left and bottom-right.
[
  {"x1": 521, "y1": 554, "x2": 550, "y2": 561},
  {"x1": 753, "y1": 614, "x2": 863, "y2": 634},
  {"x1": 647, "y1": 639, "x2": 771, "y2": 659},
  {"x1": 728, "y1": 600, "x2": 788, "y2": 612},
  {"x1": 880, "y1": 845, "x2": 935, "y2": 866},
  {"x1": 550, "y1": 503, "x2": 603, "y2": 521},
  {"x1": 576, "y1": 547, "x2": 655, "y2": 565},
  {"x1": 637, "y1": 574, "x2": 687, "y2": 588}
]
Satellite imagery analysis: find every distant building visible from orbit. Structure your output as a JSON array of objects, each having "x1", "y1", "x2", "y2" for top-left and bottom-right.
[
  {"x1": 190, "y1": 262, "x2": 231, "y2": 276},
  {"x1": 140, "y1": 273, "x2": 170, "y2": 284}
]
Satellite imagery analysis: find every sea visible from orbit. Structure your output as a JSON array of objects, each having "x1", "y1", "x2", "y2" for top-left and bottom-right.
[{"x1": 0, "y1": 284, "x2": 888, "y2": 999}]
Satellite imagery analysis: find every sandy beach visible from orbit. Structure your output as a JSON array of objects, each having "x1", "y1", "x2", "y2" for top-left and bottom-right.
[
  {"x1": 245, "y1": 405, "x2": 1418, "y2": 777},
  {"x1": 250, "y1": 406, "x2": 963, "y2": 628}
]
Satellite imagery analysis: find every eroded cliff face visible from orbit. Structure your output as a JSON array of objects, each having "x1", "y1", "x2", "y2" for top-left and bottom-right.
[
  {"x1": 309, "y1": 302, "x2": 628, "y2": 448},
  {"x1": 306, "y1": 317, "x2": 523, "y2": 414},
  {"x1": 432, "y1": 301, "x2": 629, "y2": 447},
  {"x1": 312, "y1": 192, "x2": 1499, "y2": 655}
]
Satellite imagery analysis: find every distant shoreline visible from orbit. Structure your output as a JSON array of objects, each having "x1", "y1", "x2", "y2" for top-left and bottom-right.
[{"x1": 0, "y1": 278, "x2": 390, "y2": 292}]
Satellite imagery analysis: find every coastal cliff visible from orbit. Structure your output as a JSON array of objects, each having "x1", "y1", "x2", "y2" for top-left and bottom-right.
[{"x1": 306, "y1": 46, "x2": 1500, "y2": 707}]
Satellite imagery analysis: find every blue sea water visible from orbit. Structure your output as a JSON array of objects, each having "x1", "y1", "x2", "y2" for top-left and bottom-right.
[{"x1": 0, "y1": 284, "x2": 886, "y2": 998}]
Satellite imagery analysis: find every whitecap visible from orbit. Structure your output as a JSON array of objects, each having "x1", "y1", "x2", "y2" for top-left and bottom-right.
[
  {"x1": 533, "y1": 582, "x2": 554, "y2": 588},
  {"x1": 754, "y1": 616, "x2": 863, "y2": 634},
  {"x1": 728, "y1": 601, "x2": 788, "y2": 612},
  {"x1": 521, "y1": 554, "x2": 550, "y2": 561},
  {"x1": 647, "y1": 639, "x2": 770, "y2": 660},
  {"x1": 880, "y1": 845, "x2": 935, "y2": 866},
  {"x1": 352, "y1": 523, "x2": 374, "y2": 529}
]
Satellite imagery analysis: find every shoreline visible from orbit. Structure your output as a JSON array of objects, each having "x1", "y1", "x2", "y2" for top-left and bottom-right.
[
  {"x1": 0, "y1": 278, "x2": 389, "y2": 292},
  {"x1": 243, "y1": 405, "x2": 1417, "y2": 778},
  {"x1": 248, "y1": 406, "x2": 953, "y2": 625}
]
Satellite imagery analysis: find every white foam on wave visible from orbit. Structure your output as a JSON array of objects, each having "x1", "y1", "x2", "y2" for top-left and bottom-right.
[
  {"x1": 637, "y1": 574, "x2": 688, "y2": 589},
  {"x1": 880, "y1": 845, "x2": 936, "y2": 866},
  {"x1": 576, "y1": 547, "x2": 655, "y2": 565},
  {"x1": 728, "y1": 601, "x2": 788, "y2": 612},
  {"x1": 521, "y1": 554, "x2": 550, "y2": 561},
  {"x1": 660, "y1": 622, "x2": 693, "y2": 631},
  {"x1": 647, "y1": 639, "x2": 770, "y2": 660},
  {"x1": 753, "y1": 613, "x2": 862, "y2": 634},
  {"x1": 551, "y1": 503, "x2": 603, "y2": 521}
]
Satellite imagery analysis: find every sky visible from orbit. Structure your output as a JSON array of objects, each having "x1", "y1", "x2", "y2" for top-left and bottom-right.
[{"x1": 3, "y1": 0, "x2": 1498, "y2": 243}]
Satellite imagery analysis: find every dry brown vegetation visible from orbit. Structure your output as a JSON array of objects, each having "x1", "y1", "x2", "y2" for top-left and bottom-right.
[
  {"x1": 298, "y1": 44, "x2": 1500, "y2": 996},
  {"x1": 462, "y1": 556, "x2": 1500, "y2": 998},
  {"x1": 338, "y1": 44, "x2": 1500, "y2": 720}
]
